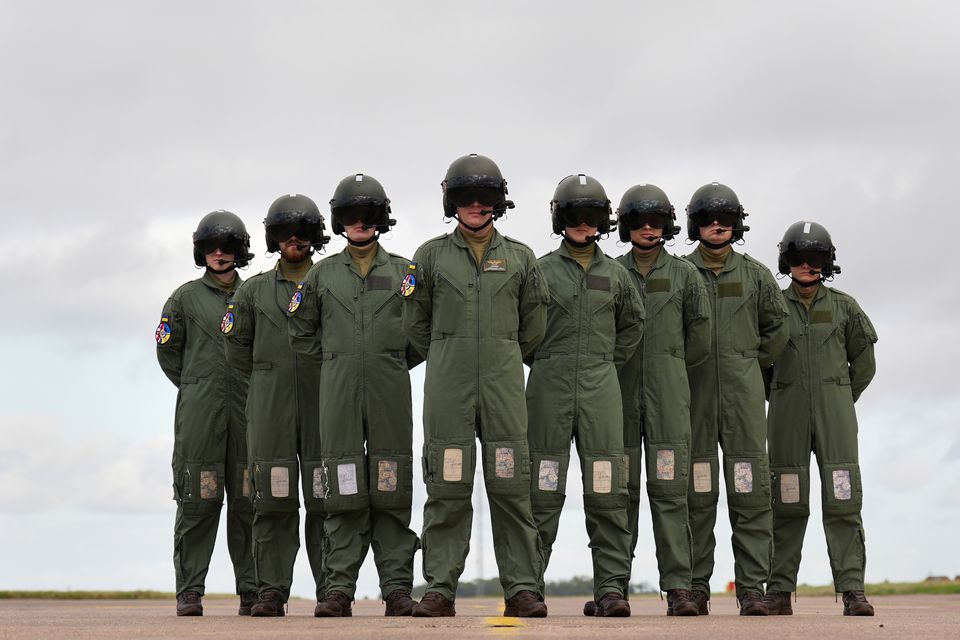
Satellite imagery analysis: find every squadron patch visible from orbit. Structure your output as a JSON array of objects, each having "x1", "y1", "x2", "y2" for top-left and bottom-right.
[
  {"x1": 400, "y1": 273, "x2": 416, "y2": 297},
  {"x1": 155, "y1": 317, "x2": 171, "y2": 345},
  {"x1": 221, "y1": 304, "x2": 235, "y2": 334},
  {"x1": 288, "y1": 283, "x2": 304, "y2": 314}
]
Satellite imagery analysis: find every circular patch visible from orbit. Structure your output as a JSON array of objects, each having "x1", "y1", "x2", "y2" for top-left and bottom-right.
[
  {"x1": 155, "y1": 322, "x2": 171, "y2": 345},
  {"x1": 220, "y1": 311, "x2": 235, "y2": 334},
  {"x1": 288, "y1": 290, "x2": 303, "y2": 314},
  {"x1": 400, "y1": 273, "x2": 416, "y2": 297}
]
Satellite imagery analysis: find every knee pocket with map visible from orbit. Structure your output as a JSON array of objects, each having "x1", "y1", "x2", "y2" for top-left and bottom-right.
[
  {"x1": 482, "y1": 440, "x2": 530, "y2": 496},
  {"x1": 820, "y1": 462, "x2": 863, "y2": 516},
  {"x1": 251, "y1": 459, "x2": 301, "y2": 514},
  {"x1": 771, "y1": 465, "x2": 810, "y2": 517},
  {"x1": 299, "y1": 458, "x2": 327, "y2": 515},
  {"x1": 644, "y1": 441, "x2": 690, "y2": 500},
  {"x1": 688, "y1": 454, "x2": 720, "y2": 508},
  {"x1": 173, "y1": 460, "x2": 225, "y2": 515},
  {"x1": 423, "y1": 441, "x2": 476, "y2": 499},
  {"x1": 529, "y1": 449, "x2": 571, "y2": 509},
  {"x1": 723, "y1": 455, "x2": 771, "y2": 509},
  {"x1": 368, "y1": 451, "x2": 414, "y2": 510},
  {"x1": 317, "y1": 454, "x2": 369, "y2": 513},
  {"x1": 582, "y1": 453, "x2": 629, "y2": 510}
]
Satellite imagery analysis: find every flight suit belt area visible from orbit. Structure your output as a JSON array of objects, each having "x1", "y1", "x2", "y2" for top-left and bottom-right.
[
  {"x1": 533, "y1": 351, "x2": 614, "y2": 361},
  {"x1": 318, "y1": 350, "x2": 406, "y2": 361}
]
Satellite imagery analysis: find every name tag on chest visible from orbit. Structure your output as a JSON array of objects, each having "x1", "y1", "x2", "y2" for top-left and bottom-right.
[
  {"x1": 585, "y1": 275, "x2": 610, "y2": 291},
  {"x1": 646, "y1": 278, "x2": 670, "y2": 293},
  {"x1": 482, "y1": 259, "x2": 507, "y2": 272},
  {"x1": 810, "y1": 310, "x2": 833, "y2": 324},
  {"x1": 366, "y1": 275, "x2": 393, "y2": 291},
  {"x1": 717, "y1": 282, "x2": 743, "y2": 298}
]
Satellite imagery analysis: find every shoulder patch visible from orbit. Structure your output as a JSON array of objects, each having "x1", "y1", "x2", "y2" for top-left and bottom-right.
[
  {"x1": 155, "y1": 317, "x2": 171, "y2": 345},
  {"x1": 288, "y1": 282, "x2": 304, "y2": 314},
  {"x1": 400, "y1": 264, "x2": 417, "y2": 297},
  {"x1": 221, "y1": 302, "x2": 236, "y2": 334}
]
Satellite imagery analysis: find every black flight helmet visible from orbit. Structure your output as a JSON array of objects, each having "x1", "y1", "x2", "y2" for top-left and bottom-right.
[
  {"x1": 441, "y1": 153, "x2": 515, "y2": 224},
  {"x1": 615, "y1": 184, "x2": 680, "y2": 243},
  {"x1": 263, "y1": 193, "x2": 330, "y2": 254},
  {"x1": 550, "y1": 174, "x2": 615, "y2": 238},
  {"x1": 778, "y1": 220, "x2": 840, "y2": 280},
  {"x1": 686, "y1": 182, "x2": 749, "y2": 246},
  {"x1": 192, "y1": 209, "x2": 254, "y2": 268},
  {"x1": 329, "y1": 173, "x2": 396, "y2": 236}
]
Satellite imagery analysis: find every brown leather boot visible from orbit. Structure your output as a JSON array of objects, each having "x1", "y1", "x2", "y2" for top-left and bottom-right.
[
  {"x1": 762, "y1": 591, "x2": 793, "y2": 615},
  {"x1": 238, "y1": 591, "x2": 257, "y2": 616},
  {"x1": 690, "y1": 590, "x2": 710, "y2": 615},
  {"x1": 250, "y1": 590, "x2": 286, "y2": 617},
  {"x1": 842, "y1": 591, "x2": 875, "y2": 616},
  {"x1": 503, "y1": 590, "x2": 548, "y2": 617},
  {"x1": 738, "y1": 591, "x2": 769, "y2": 616},
  {"x1": 412, "y1": 591, "x2": 456, "y2": 617},
  {"x1": 384, "y1": 589, "x2": 416, "y2": 616},
  {"x1": 582, "y1": 600, "x2": 597, "y2": 616},
  {"x1": 176, "y1": 591, "x2": 202, "y2": 616},
  {"x1": 314, "y1": 590, "x2": 352, "y2": 617},
  {"x1": 666, "y1": 589, "x2": 700, "y2": 616},
  {"x1": 593, "y1": 592, "x2": 630, "y2": 617}
]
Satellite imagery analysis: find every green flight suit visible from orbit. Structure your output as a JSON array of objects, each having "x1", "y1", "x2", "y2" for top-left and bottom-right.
[
  {"x1": 617, "y1": 248, "x2": 711, "y2": 592},
  {"x1": 526, "y1": 242, "x2": 643, "y2": 600},
  {"x1": 157, "y1": 270, "x2": 255, "y2": 596},
  {"x1": 402, "y1": 227, "x2": 549, "y2": 601},
  {"x1": 685, "y1": 249, "x2": 789, "y2": 597},
  {"x1": 287, "y1": 244, "x2": 422, "y2": 600},
  {"x1": 767, "y1": 284, "x2": 877, "y2": 593},
  {"x1": 222, "y1": 260, "x2": 326, "y2": 601}
]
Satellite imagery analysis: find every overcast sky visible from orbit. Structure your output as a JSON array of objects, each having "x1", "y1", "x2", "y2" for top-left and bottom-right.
[{"x1": 1, "y1": 1, "x2": 958, "y2": 599}]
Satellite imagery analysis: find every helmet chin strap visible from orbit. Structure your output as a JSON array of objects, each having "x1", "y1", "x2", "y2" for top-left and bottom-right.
[
  {"x1": 700, "y1": 237, "x2": 734, "y2": 250},
  {"x1": 563, "y1": 232, "x2": 600, "y2": 248},
  {"x1": 790, "y1": 274, "x2": 824, "y2": 287},
  {"x1": 206, "y1": 262, "x2": 236, "y2": 274},
  {"x1": 455, "y1": 213, "x2": 494, "y2": 233},
  {"x1": 345, "y1": 232, "x2": 378, "y2": 247},
  {"x1": 631, "y1": 239, "x2": 664, "y2": 250}
]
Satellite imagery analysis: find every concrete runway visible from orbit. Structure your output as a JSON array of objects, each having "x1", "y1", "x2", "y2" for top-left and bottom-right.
[{"x1": 1, "y1": 595, "x2": 958, "y2": 639}]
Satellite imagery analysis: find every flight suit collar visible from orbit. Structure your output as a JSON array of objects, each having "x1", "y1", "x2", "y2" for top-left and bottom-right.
[
  {"x1": 200, "y1": 268, "x2": 241, "y2": 294},
  {"x1": 688, "y1": 245, "x2": 741, "y2": 274},
  {"x1": 452, "y1": 226, "x2": 503, "y2": 252},
  {"x1": 619, "y1": 245, "x2": 670, "y2": 275},
  {"x1": 556, "y1": 239, "x2": 605, "y2": 270},
  {"x1": 335, "y1": 241, "x2": 388, "y2": 276},
  {"x1": 784, "y1": 281, "x2": 829, "y2": 305}
]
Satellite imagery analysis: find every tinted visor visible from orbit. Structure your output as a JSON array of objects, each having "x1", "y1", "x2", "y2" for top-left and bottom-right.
[
  {"x1": 622, "y1": 211, "x2": 669, "y2": 231},
  {"x1": 268, "y1": 221, "x2": 320, "y2": 243},
  {"x1": 785, "y1": 250, "x2": 828, "y2": 269},
  {"x1": 558, "y1": 206, "x2": 609, "y2": 229},
  {"x1": 447, "y1": 187, "x2": 503, "y2": 208},
  {"x1": 335, "y1": 205, "x2": 383, "y2": 228},
  {"x1": 196, "y1": 237, "x2": 244, "y2": 255},
  {"x1": 691, "y1": 210, "x2": 739, "y2": 228}
]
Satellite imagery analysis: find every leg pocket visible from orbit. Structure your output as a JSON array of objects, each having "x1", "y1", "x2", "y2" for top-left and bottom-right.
[
  {"x1": 645, "y1": 441, "x2": 689, "y2": 498},
  {"x1": 529, "y1": 448, "x2": 570, "y2": 508},
  {"x1": 583, "y1": 453, "x2": 628, "y2": 509},
  {"x1": 821, "y1": 462, "x2": 863, "y2": 515},
  {"x1": 176, "y1": 461, "x2": 225, "y2": 513},
  {"x1": 321, "y1": 453, "x2": 369, "y2": 513},
  {"x1": 688, "y1": 454, "x2": 720, "y2": 507},
  {"x1": 771, "y1": 465, "x2": 810, "y2": 516},
  {"x1": 252, "y1": 459, "x2": 300, "y2": 513},
  {"x1": 483, "y1": 440, "x2": 530, "y2": 496},
  {"x1": 723, "y1": 455, "x2": 771, "y2": 509},
  {"x1": 423, "y1": 440, "x2": 476, "y2": 499},
  {"x1": 369, "y1": 452, "x2": 413, "y2": 510}
]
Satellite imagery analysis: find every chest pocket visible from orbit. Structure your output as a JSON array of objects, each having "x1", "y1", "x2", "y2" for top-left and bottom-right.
[
  {"x1": 489, "y1": 269, "x2": 522, "y2": 337},
  {"x1": 433, "y1": 270, "x2": 467, "y2": 337},
  {"x1": 721, "y1": 280, "x2": 760, "y2": 354},
  {"x1": 586, "y1": 282, "x2": 617, "y2": 355}
]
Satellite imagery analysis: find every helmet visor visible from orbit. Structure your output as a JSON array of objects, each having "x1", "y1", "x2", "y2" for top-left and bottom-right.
[
  {"x1": 558, "y1": 206, "x2": 609, "y2": 229},
  {"x1": 195, "y1": 237, "x2": 245, "y2": 256},
  {"x1": 785, "y1": 250, "x2": 828, "y2": 269},
  {"x1": 622, "y1": 211, "x2": 670, "y2": 231},
  {"x1": 691, "y1": 210, "x2": 739, "y2": 228},
  {"x1": 447, "y1": 187, "x2": 503, "y2": 208},
  {"x1": 268, "y1": 221, "x2": 321, "y2": 243},
  {"x1": 334, "y1": 205, "x2": 383, "y2": 228}
]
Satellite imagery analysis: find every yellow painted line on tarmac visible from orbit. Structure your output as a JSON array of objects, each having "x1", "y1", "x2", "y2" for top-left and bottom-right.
[{"x1": 485, "y1": 602, "x2": 526, "y2": 632}]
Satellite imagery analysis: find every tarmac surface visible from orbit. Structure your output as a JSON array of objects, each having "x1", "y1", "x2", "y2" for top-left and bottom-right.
[{"x1": 1, "y1": 594, "x2": 958, "y2": 639}]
